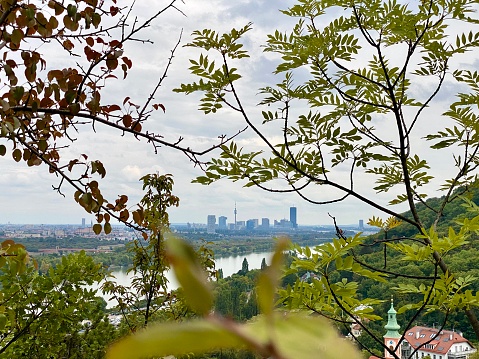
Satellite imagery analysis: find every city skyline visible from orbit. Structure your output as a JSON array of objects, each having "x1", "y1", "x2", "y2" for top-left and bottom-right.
[
  {"x1": 0, "y1": 203, "x2": 368, "y2": 227},
  {"x1": 0, "y1": 198, "x2": 371, "y2": 228},
  {"x1": 205, "y1": 204, "x2": 300, "y2": 232}
]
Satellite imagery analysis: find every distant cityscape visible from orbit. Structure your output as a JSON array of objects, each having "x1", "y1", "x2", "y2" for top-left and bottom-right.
[
  {"x1": 203, "y1": 205, "x2": 298, "y2": 234},
  {"x1": 183, "y1": 205, "x2": 370, "y2": 234},
  {"x1": 0, "y1": 205, "x2": 374, "y2": 240}
]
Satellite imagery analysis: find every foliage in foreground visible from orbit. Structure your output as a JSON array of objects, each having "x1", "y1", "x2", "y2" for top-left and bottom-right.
[
  {"x1": 174, "y1": 0, "x2": 479, "y2": 357},
  {"x1": 0, "y1": 246, "x2": 115, "y2": 357},
  {"x1": 5, "y1": 0, "x2": 479, "y2": 357},
  {"x1": 107, "y1": 238, "x2": 361, "y2": 359}
]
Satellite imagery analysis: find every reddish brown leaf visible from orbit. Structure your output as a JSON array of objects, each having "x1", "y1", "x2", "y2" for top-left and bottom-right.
[
  {"x1": 63, "y1": 39, "x2": 74, "y2": 50},
  {"x1": 110, "y1": 6, "x2": 119, "y2": 16},
  {"x1": 109, "y1": 39, "x2": 121, "y2": 48},
  {"x1": 122, "y1": 114, "x2": 132, "y2": 127},
  {"x1": 153, "y1": 103, "x2": 166, "y2": 113},
  {"x1": 68, "y1": 159, "x2": 78, "y2": 171},
  {"x1": 5, "y1": 59, "x2": 17, "y2": 68},
  {"x1": 119, "y1": 209, "x2": 129, "y2": 221},
  {"x1": 107, "y1": 104, "x2": 121, "y2": 113},
  {"x1": 40, "y1": 97, "x2": 54, "y2": 108},
  {"x1": 132, "y1": 122, "x2": 142, "y2": 132},
  {"x1": 106, "y1": 58, "x2": 118, "y2": 70},
  {"x1": 86, "y1": 36, "x2": 95, "y2": 47},
  {"x1": 12, "y1": 149, "x2": 22, "y2": 162},
  {"x1": 121, "y1": 57, "x2": 132, "y2": 69},
  {"x1": 47, "y1": 69, "x2": 62, "y2": 82}
]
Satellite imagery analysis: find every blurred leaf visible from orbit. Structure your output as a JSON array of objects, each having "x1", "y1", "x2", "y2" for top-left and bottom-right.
[
  {"x1": 107, "y1": 319, "x2": 243, "y2": 359},
  {"x1": 257, "y1": 237, "x2": 290, "y2": 316},
  {"x1": 167, "y1": 237, "x2": 213, "y2": 315},
  {"x1": 262, "y1": 313, "x2": 361, "y2": 359},
  {"x1": 107, "y1": 312, "x2": 361, "y2": 359}
]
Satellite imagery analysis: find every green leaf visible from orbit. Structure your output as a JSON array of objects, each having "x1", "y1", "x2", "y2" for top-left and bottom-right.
[
  {"x1": 257, "y1": 238, "x2": 290, "y2": 316},
  {"x1": 104, "y1": 222, "x2": 112, "y2": 234},
  {"x1": 12, "y1": 86, "x2": 24, "y2": 102},
  {"x1": 107, "y1": 319, "x2": 243, "y2": 359},
  {"x1": 267, "y1": 314, "x2": 361, "y2": 358},
  {"x1": 11, "y1": 29, "x2": 24, "y2": 46},
  {"x1": 0, "y1": 145, "x2": 6, "y2": 156},
  {"x1": 0, "y1": 314, "x2": 7, "y2": 330},
  {"x1": 107, "y1": 313, "x2": 361, "y2": 359},
  {"x1": 166, "y1": 237, "x2": 213, "y2": 315}
]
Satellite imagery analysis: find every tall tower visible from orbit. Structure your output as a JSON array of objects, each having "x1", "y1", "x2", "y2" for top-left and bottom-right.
[
  {"x1": 384, "y1": 298, "x2": 402, "y2": 359},
  {"x1": 234, "y1": 202, "x2": 237, "y2": 230},
  {"x1": 290, "y1": 206, "x2": 297, "y2": 229}
]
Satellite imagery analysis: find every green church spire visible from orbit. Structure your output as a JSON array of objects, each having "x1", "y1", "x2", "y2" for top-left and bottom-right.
[{"x1": 384, "y1": 297, "x2": 401, "y2": 339}]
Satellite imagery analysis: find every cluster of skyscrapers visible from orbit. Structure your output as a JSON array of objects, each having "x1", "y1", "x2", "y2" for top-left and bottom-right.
[{"x1": 206, "y1": 205, "x2": 297, "y2": 234}]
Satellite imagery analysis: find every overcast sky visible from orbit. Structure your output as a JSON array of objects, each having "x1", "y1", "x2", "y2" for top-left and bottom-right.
[{"x1": 1, "y1": 0, "x2": 477, "y2": 226}]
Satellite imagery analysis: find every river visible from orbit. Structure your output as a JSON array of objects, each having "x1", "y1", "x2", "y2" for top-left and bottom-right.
[{"x1": 99, "y1": 250, "x2": 273, "y2": 307}]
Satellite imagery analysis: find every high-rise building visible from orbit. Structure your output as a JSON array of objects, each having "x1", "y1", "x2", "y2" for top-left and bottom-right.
[
  {"x1": 261, "y1": 218, "x2": 270, "y2": 228},
  {"x1": 207, "y1": 215, "x2": 216, "y2": 234},
  {"x1": 82, "y1": 218, "x2": 86, "y2": 228},
  {"x1": 246, "y1": 219, "x2": 255, "y2": 230},
  {"x1": 290, "y1": 206, "x2": 297, "y2": 229},
  {"x1": 218, "y1": 216, "x2": 227, "y2": 229},
  {"x1": 359, "y1": 219, "x2": 364, "y2": 230}
]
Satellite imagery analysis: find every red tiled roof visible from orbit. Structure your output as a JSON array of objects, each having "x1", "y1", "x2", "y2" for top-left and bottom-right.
[{"x1": 404, "y1": 326, "x2": 473, "y2": 355}]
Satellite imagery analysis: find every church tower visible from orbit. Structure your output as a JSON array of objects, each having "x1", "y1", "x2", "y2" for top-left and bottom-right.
[{"x1": 384, "y1": 298, "x2": 401, "y2": 358}]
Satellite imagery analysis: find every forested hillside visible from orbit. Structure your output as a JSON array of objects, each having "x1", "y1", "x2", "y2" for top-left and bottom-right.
[
  {"x1": 366, "y1": 187, "x2": 479, "y2": 240},
  {"x1": 348, "y1": 189, "x2": 479, "y2": 353}
]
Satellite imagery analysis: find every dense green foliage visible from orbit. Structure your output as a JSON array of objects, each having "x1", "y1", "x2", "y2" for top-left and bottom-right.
[
  {"x1": 364, "y1": 189, "x2": 479, "y2": 240},
  {"x1": 349, "y1": 190, "x2": 479, "y2": 349},
  {"x1": 8, "y1": 236, "x2": 127, "y2": 253},
  {"x1": 214, "y1": 269, "x2": 259, "y2": 321},
  {"x1": 173, "y1": 0, "x2": 479, "y2": 357},
  {"x1": 0, "y1": 250, "x2": 116, "y2": 357}
]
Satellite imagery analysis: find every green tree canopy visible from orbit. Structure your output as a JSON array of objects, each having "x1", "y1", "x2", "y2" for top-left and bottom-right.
[{"x1": 173, "y1": 0, "x2": 479, "y2": 357}]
